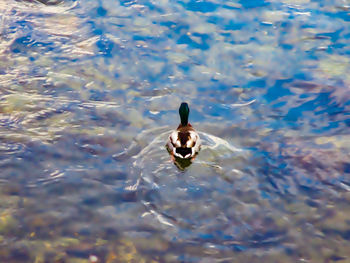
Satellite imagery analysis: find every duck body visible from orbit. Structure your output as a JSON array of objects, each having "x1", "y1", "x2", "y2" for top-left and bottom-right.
[{"x1": 167, "y1": 102, "x2": 201, "y2": 159}]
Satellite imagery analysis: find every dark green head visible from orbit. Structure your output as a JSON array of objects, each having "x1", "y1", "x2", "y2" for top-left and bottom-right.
[{"x1": 179, "y1": 102, "x2": 190, "y2": 126}]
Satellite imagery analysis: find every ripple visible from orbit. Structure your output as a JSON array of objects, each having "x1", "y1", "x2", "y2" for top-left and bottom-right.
[
  {"x1": 127, "y1": 127, "x2": 245, "y2": 177},
  {"x1": 0, "y1": 141, "x2": 25, "y2": 156},
  {"x1": 120, "y1": 126, "x2": 254, "y2": 243},
  {"x1": 200, "y1": 131, "x2": 243, "y2": 153}
]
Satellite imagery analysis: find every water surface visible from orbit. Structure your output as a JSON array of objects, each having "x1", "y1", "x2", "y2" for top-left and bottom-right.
[{"x1": 0, "y1": 0, "x2": 350, "y2": 262}]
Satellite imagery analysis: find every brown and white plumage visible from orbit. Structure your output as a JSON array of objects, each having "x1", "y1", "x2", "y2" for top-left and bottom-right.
[{"x1": 167, "y1": 102, "x2": 201, "y2": 159}]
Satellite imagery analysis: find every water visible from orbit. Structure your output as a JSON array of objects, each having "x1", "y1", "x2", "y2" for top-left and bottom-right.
[{"x1": 0, "y1": 0, "x2": 350, "y2": 262}]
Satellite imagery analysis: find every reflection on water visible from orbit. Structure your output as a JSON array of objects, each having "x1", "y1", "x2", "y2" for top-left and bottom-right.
[
  {"x1": 0, "y1": 0, "x2": 350, "y2": 261},
  {"x1": 172, "y1": 156, "x2": 193, "y2": 170}
]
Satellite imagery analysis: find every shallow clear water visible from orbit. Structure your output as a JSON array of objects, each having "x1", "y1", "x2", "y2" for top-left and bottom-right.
[{"x1": 0, "y1": 0, "x2": 350, "y2": 262}]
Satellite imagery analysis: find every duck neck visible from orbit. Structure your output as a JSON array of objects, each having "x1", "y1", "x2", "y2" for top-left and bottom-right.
[
  {"x1": 179, "y1": 103, "x2": 189, "y2": 126},
  {"x1": 180, "y1": 114, "x2": 188, "y2": 126}
]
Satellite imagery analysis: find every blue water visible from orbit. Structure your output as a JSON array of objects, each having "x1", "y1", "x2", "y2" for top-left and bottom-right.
[{"x1": 0, "y1": 0, "x2": 349, "y2": 262}]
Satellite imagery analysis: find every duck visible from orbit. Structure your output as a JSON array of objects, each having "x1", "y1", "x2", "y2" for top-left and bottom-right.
[{"x1": 167, "y1": 102, "x2": 201, "y2": 159}]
